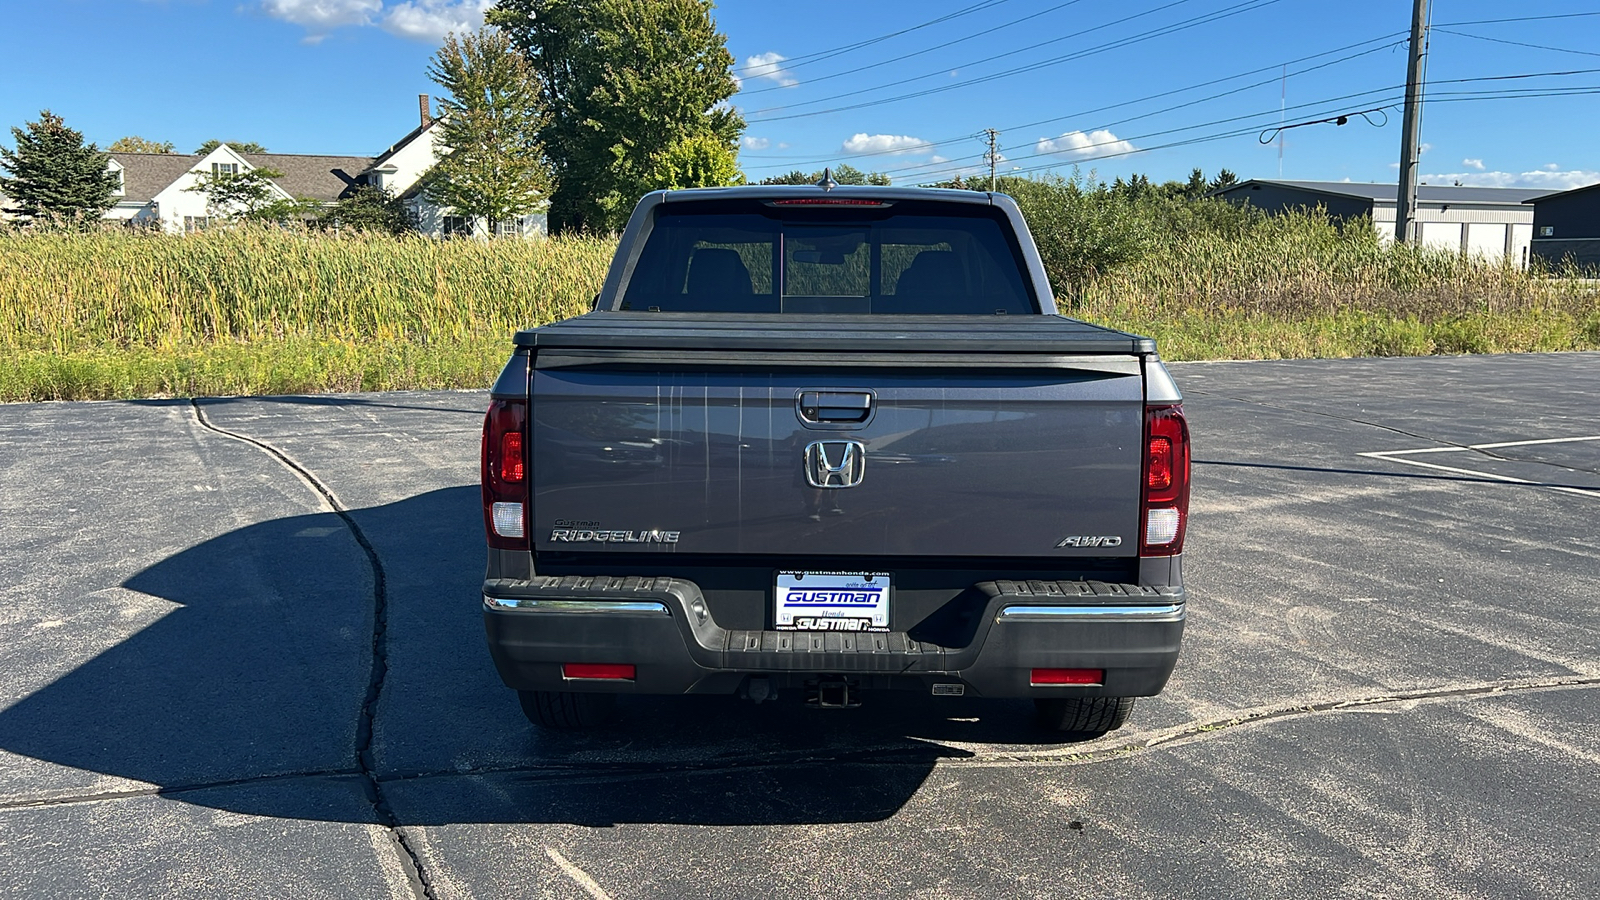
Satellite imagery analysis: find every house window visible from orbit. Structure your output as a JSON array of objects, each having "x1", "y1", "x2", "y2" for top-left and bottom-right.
[
  {"x1": 211, "y1": 162, "x2": 239, "y2": 176},
  {"x1": 184, "y1": 216, "x2": 211, "y2": 233},
  {"x1": 109, "y1": 168, "x2": 124, "y2": 196},
  {"x1": 443, "y1": 216, "x2": 472, "y2": 237},
  {"x1": 494, "y1": 218, "x2": 521, "y2": 237}
]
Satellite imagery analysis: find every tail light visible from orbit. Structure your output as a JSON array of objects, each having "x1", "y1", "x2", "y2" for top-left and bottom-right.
[
  {"x1": 482, "y1": 399, "x2": 529, "y2": 550},
  {"x1": 1140, "y1": 404, "x2": 1190, "y2": 556}
]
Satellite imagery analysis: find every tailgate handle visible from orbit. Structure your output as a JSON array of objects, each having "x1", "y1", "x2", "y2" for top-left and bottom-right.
[{"x1": 798, "y1": 391, "x2": 873, "y2": 423}]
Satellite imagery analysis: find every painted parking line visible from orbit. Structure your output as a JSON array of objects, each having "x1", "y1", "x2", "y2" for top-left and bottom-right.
[{"x1": 1359, "y1": 435, "x2": 1600, "y2": 501}]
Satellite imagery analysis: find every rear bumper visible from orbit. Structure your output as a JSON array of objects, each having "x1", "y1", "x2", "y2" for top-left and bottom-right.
[{"x1": 484, "y1": 574, "x2": 1184, "y2": 699}]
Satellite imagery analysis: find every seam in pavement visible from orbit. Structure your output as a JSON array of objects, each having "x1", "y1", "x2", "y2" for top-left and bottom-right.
[
  {"x1": 1185, "y1": 389, "x2": 1600, "y2": 479},
  {"x1": 188, "y1": 400, "x2": 437, "y2": 900},
  {"x1": 0, "y1": 768, "x2": 361, "y2": 812},
  {"x1": 365, "y1": 675, "x2": 1600, "y2": 786},
  {"x1": 5, "y1": 677, "x2": 1594, "y2": 810}
]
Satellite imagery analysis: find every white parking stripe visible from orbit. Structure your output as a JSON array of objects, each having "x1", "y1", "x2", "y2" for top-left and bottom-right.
[
  {"x1": 546, "y1": 847, "x2": 614, "y2": 900},
  {"x1": 1370, "y1": 434, "x2": 1600, "y2": 456},
  {"x1": 1359, "y1": 436, "x2": 1600, "y2": 501}
]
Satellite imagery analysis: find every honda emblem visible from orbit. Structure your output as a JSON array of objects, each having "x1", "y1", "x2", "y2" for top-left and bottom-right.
[{"x1": 803, "y1": 440, "x2": 866, "y2": 489}]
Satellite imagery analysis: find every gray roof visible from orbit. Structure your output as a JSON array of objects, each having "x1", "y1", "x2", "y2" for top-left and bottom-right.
[
  {"x1": 1526, "y1": 180, "x2": 1600, "y2": 204},
  {"x1": 1215, "y1": 179, "x2": 1561, "y2": 206},
  {"x1": 240, "y1": 153, "x2": 375, "y2": 201},
  {"x1": 107, "y1": 149, "x2": 377, "y2": 204},
  {"x1": 111, "y1": 152, "x2": 204, "y2": 202}
]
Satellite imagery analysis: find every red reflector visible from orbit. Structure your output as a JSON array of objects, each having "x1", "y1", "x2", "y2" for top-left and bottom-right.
[
  {"x1": 1030, "y1": 668, "x2": 1104, "y2": 686},
  {"x1": 501, "y1": 431, "x2": 523, "y2": 482},
  {"x1": 562, "y1": 663, "x2": 635, "y2": 681},
  {"x1": 768, "y1": 198, "x2": 892, "y2": 206},
  {"x1": 1146, "y1": 436, "x2": 1172, "y2": 491}
]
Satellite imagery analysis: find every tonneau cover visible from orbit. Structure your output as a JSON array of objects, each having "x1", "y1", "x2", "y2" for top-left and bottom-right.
[{"x1": 515, "y1": 312, "x2": 1156, "y2": 356}]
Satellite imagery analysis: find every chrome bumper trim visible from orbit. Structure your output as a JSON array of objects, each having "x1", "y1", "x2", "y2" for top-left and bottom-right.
[
  {"x1": 996, "y1": 603, "x2": 1186, "y2": 623},
  {"x1": 484, "y1": 597, "x2": 671, "y2": 615}
]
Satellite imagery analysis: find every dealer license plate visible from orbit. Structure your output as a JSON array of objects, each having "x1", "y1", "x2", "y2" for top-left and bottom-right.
[{"x1": 775, "y1": 571, "x2": 891, "y2": 632}]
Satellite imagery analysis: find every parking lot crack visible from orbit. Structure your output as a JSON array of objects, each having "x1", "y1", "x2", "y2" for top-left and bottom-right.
[
  {"x1": 0, "y1": 768, "x2": 362, "y2": 812},
  {"x1": 188, "y1": 400, "x2": 437, "y2": 900}
]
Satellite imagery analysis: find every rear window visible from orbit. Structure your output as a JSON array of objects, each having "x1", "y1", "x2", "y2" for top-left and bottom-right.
[{"x1": 617, "y1": 201, "x2": 1036, "y2": 314}]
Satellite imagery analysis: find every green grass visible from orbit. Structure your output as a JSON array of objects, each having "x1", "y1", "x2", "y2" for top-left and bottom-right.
[{"x1": 2, "y1": 215, "x2": 1596, "y2": 402}]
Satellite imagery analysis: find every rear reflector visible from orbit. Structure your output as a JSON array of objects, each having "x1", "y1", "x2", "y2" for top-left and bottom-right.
[
  {"x1": 562, "y1": 663, "x2": 636, "y2": 681},
  {"x1": 1031, "y1": 668, "x2": 1104, "y2": 686}
]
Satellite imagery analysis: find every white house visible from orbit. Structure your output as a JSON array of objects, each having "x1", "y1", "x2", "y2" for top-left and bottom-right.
[{"x1": 103, "y1": 96, "x2": 547, "y2": 238}]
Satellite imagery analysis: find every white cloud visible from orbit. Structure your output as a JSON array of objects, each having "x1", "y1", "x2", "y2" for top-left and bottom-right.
[
  {"x1": 742, "y1": 136, "x2": 771, "y2": 151},
  {"x1": 262, "y1": 0, "x2": 381, "y2": 29},
  {"x1": 381, "y1": 0, "x2": 493, "y2": 40},
  {"x1": 929, "y1": 154, "x2": 948, "y2": 164},
  {"x1": 1420, "y1": 169, "x2": 1600, "y2": 190},
  {"x1": 260, "y1": 0, "x2": 489, "y2": 41},
  {"x1": 1543, "y1": 163, "x2": 1561, "y2": 171},
  {"x1": 1419, "y1": 142, "x2": 1432, "y2": 155},
  {"x1": 744, "y1": 52, "x2": 798, "y2": 88},
  {"x1": 1463, "y1": 158, "x2": 1484, "y2": 170},
  {"x1": 1035, "y1": 129, "x2": 1137, "y2": 160},
  {"x1": 841, "y1": 133, "x2": 932, "y2": 155}
]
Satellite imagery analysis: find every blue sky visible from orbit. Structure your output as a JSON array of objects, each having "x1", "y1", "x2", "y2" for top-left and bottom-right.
[{"x1": 4, "y1": 1, "x2": 1599, "y2": 189}]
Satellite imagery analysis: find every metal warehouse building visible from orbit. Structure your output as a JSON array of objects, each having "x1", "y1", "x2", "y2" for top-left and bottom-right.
[
  {"x1": 1212, "y1": 179, "x2": 1558, "y2": 266},
  {"x1": 1527, "y1": 182, "x2": 1600, "y2": 270}
]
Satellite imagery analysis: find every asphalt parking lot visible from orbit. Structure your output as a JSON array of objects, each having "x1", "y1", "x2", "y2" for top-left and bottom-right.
[{"x1": 2, "y1": 351, "x2": 1597, "y2": 899}]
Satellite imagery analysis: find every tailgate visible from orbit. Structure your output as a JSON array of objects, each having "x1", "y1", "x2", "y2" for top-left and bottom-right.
[{"x1": 529, "y1": 356, "x2": 1143, "y2": 558}]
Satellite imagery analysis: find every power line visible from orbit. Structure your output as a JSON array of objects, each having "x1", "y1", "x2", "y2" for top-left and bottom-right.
[
  {"x1": 749, "y1": 0, "x2": 1274, "y2": 121},
  {"x1": 738, "y1": 1, "x2": 1089, "y2": 97},
  {"x1": 1430, "y1": 11, "x2": 1600, "y2": 28},
  {"x1": 742, "y1": 32, "x2": 1405, "y2": 172},
  {"x1": 732, "y1": 0, "x2": 1014, "y2": 74},
  {"x1": 1432, "y1": 28, "x2": 1600, "y2": 60},
  {"x1": 907, "y1": 81, "x2": 1600, "y2": 185},
  {"x1": 887, "y1": 64, "x2": 1600, "y2": 183}
]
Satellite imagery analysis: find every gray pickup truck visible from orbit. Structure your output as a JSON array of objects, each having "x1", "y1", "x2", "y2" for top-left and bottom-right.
[{"x1": 480, "y1": 180, "x2": 1190, "y2": 735}]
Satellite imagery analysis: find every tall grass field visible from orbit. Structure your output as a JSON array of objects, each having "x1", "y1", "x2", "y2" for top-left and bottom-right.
[
  {"x1": 2, "y1": 210, "x2": 1597, "y2": 401},
  {"x1": 1, "y1": 227, "x2": 613, "y2": 400}
]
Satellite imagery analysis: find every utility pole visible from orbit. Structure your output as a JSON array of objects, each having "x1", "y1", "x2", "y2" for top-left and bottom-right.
[
  {"x1": 982, "y1": 128, "x2": 1000, "y2": 191},
  {"x1": 1396, "y1": 0, "x2": 1429, "y2": 243}
]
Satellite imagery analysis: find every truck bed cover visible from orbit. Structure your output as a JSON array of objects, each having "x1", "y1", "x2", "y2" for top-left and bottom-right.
[{"x1": 515, "y1": 312, "x2": 1157, "y2": 356}]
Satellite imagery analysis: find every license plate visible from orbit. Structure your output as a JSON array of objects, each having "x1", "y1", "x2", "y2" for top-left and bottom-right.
[{"x1": 775, "y1": 571, "x2": 891, "y2": 632}]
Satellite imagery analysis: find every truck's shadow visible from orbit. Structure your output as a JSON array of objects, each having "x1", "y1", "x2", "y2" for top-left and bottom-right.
[{"x1": 0, "y1": 486, "x2": 1082, "y2": 826}]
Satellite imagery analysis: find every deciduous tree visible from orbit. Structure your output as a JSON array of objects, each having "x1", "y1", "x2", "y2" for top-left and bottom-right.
[
  {"x1": 109, "y1": 136, "x2": 176, "y2": 154},
  {"x1": 759, "y1": 164, "x2": 891, "y2": 186},
  {"x1": 489, "y1": 0, "x2": 744, "y2": 233},
  {"x1": 322, "y1": 185, "x2": 413, "y2": 235},
  {"x1": 195, "y1": 140, "x2": 267, "y2": 155},
  {"x1": 185, "y1": 165, "x2": 289, "y2": 220},
  {"x1": 424, "y1": 27, "x2": 550, "y2": 232},
  {"x1": 0, "y1": 110, "x2": 120, "y2": 222}
]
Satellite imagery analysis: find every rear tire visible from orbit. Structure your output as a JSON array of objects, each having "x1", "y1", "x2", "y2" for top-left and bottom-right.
[
  {"x1": 1034, "y1": 697, "x2": 1135, "y2": 736},
  {"x1": 518, "y1": 690, "x2": 617, "y2": 729}
]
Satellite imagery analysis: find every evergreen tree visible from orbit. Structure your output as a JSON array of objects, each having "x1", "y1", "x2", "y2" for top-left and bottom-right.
[
  {"x1": 424, "y1": 27, "x2": 550, "y2": 232},
  {"x1": 489, "y1": 0, "x2": 744, "y2": 233},
  {"x1": 0, "y1": 110, "x2": 120, "y2": 222}
]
